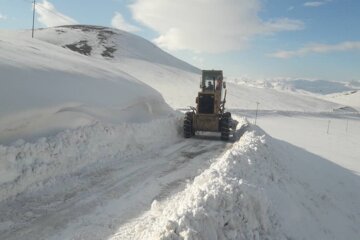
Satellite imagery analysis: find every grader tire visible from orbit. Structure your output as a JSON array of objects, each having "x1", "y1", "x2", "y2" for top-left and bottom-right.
[
  {"x1": 183, "y1": 112, "x2": 194, "y2": 138},
  {"x1": 220, "y1": 116, "x2": 230, "y2": 141}
]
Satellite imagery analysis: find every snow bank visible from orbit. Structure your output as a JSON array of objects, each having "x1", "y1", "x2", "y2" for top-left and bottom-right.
[
  {"x1": 115, "y1": 122, "x2": 360, "y2": 240},
  {"x1": 0, "y1": 117, "x2": 181, "y2": 202},
  {"x1": 0, "y1": 29, "x2": 174, "y2": 144}
]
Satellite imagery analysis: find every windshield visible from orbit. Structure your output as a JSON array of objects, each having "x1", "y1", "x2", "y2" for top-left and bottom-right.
[
  {"x1": 202, "y1": 71, "x2": 223, "y2": 92},
  {"x1": 205, "y1": 76, "x2": 215, "y2": 90}
]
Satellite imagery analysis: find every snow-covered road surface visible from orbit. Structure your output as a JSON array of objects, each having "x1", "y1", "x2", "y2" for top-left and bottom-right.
[{"x1": 0, "y1": 127, "x2": 234, "y2": 240}]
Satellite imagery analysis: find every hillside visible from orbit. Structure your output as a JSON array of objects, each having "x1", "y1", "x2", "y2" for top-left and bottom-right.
[
  {"x1": 231, "y1": 78, "x2": 359, "y2": 95},
  {"x1": 34, "y1": 25, "x2": 345, "y2": 112},
  {"x1": 229, "y1": 78, "x2": 359, "y2": 112},
  {"x1": 33, "y1": 25, "x2": 201, "y2": 109},
  {"x1": 323, "y1": 90, "x2": 360, "y2": 111},
  {"x1": 35, "y1": 25, "x2": 198, "y2": 73}
]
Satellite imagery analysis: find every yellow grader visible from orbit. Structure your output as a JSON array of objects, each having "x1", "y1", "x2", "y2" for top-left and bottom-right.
[{"x1": 184, "y1": 70, "x2": 236, "y2": 141}]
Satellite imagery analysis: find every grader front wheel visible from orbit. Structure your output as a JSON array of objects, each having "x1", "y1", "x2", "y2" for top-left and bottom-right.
[{"x1": 183, "y1": 112, "x2": 194, "y2": 138}]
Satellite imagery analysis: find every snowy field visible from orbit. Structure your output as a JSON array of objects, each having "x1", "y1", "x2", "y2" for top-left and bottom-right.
[
  {"x1": 1, "y1": 25, "x2": 360, "y2": 240},
  {"x1": 257, "y1": 113, "x2": 360, "y2": 173}
]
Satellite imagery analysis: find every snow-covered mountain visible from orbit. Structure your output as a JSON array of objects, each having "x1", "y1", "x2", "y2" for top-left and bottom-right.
[
  {"x1": 231, "y1": 78, "x2": 359, "y2": 95},
  {"x1": 229, "y1": 77, "x2": 360, "y2": 111},
  {"x1": 35, "y1": 25, "x2": 348, "y2": 112},
  {"x1": 35, "y1": 25, "x2": 198, "y2": 73},
  {"x1": 34, "y1": 25, "x2": 201, "y2": 109},
  {"x1": 322, "y1": 90, "x2": 360, "y2": 111},
  {"x1": 278, "y1": 79, "x2": 356, "y2": 94}
]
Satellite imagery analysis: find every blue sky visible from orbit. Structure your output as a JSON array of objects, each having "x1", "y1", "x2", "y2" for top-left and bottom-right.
[{"x1": 1, "y1": 0, "x2": 359, "y2": 81}]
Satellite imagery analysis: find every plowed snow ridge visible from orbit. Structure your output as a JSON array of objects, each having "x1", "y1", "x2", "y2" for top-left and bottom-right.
[{"x1": 113, "y1": 124, "x2": 360, "y2": 240}]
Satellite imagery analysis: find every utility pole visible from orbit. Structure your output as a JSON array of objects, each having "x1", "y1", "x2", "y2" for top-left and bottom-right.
[
  {"x1": 32, "y1": 0, "x2": 36, "y2": 38},
  {"x1": 254, "y1": 102, "x2": 260, "y2": 126}
]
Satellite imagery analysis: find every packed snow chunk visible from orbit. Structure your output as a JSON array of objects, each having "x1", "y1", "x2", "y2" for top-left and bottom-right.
[{"x1": 113, "y1": 124, "x2": 360, "y2": 240}]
